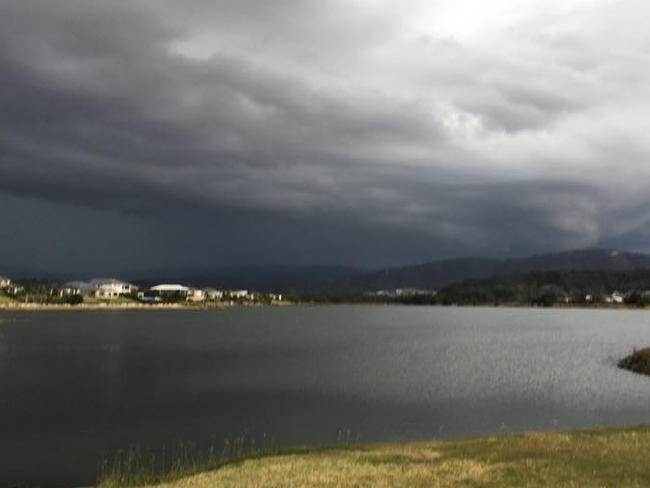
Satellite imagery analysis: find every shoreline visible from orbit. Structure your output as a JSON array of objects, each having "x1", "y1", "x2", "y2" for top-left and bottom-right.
[
  {"x1": 0, "y1": 303, "x2": 219, "y2": 312},
  {"x1": 0, "y1": 301, "x2": 290, "y2": 312},
  {"x1": 1, "y1": 301, "x2": 649, "y2": 312}
]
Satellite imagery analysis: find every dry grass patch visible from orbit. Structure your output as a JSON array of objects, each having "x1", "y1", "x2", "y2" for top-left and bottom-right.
[
  {"x1": 107, "y1": 426, "x2": 650, "y2": 488},
  {"x1": 151, "y1": 447, "x2": 496, "y2": 488}
]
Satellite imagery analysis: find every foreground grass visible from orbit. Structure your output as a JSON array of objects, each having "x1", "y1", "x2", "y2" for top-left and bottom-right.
[{"x1": 100, "y1": 426, "x2": 650, "y2": 488}]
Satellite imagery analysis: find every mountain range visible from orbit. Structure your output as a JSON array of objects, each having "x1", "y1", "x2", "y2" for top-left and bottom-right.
[{"x1": 324, "y1": 248, "x2": 650, "y2": 295}]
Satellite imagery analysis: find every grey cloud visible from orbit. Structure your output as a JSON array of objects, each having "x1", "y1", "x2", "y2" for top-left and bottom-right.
[{"x1": 0, "y1": 1, "x2": 442, "y2": 215}]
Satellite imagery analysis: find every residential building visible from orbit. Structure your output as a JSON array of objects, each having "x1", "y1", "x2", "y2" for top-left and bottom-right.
[
  {"x1": 204, "y1": 288, "x2": 224, "y2": 300},
  {"x1": 0, "y1": 276, "x2": 10, "y2": 289},
  {"x1": 4, "y1": 284, "x2": 23, "y2": 296},
  {"x1": 150, "y1": 284, "x2": 190, "y2": 294},
  {"x1": 186, "y1": 288, "x2": 206, "y2": 302},
  {"x1": 229, "y1": 290, "x2": 249, "y2": 299},
  {"x1": 605, "y1": 291, "x2": 624, "y2": 304},
  {"x1": 91, "y1": 278, "x2": 137, "y2": 299}
]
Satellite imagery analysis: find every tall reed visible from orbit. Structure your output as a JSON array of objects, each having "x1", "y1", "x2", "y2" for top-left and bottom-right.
[{"x1": 97, "y1": 430, "x2": 358, "y2": 487}]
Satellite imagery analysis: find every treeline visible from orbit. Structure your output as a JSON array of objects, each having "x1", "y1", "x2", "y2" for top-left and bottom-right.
[
  {"x1": 408, "y1": 270, "x2": 650, "y2": 306},
  {"x1": 1, "y1": 281, "x2": 84, "y2": 305},
  {"x1": 293, "y1": 270, "x2": 650, "y2": 306}
]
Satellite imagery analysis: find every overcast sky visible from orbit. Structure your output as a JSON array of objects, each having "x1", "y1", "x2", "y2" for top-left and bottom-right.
[{"x1": 2, "y1": 0, "x2": 650, "y2": 275}]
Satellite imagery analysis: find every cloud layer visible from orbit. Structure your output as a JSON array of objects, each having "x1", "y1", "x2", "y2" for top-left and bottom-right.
[{"x1": 2, "y1": 0, "x2": 650, "y2": 272}]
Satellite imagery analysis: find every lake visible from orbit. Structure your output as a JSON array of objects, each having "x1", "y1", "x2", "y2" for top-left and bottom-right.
[{"x1": 2, "y1": 305, "x2": 650, "y2": 487}]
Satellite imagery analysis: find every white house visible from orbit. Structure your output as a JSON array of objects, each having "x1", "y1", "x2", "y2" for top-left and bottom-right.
[
  {"x1": 91, "y1": 278, "x2": 137, "y2": 298},
  {"x1": 229, "y1": 290, "x2": 250, "y2": 299},
  {"x1": 605, "y1": 291, "x2": 624, "y2": 304},
  {"x1": 186, "y1": 288, "x2": 206, "y2": 302},
  {"x1": 612, "y1": 291, "x2": 624, "y2": 304},
  {"x1": 61, "y1": 285, "x2": 81, "y2": 296},
  {"x1": 204, "y1": 288, "x2": 224, "y2": 300},
  {"x1": 150, "y1": 284, "x2": 192, "y2": 300},
  {"x1": 0, "y1": 276, "x2": 11, "y2": 289},
  {"x1": 150, "y1": 284, "x2": 190, "y2": 294}
]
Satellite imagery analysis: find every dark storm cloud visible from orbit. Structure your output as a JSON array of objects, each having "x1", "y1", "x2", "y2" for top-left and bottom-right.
[
  {"x1": 0, "y1": 0, "x2": 439, "y2": 212},
  {"x1": 2, "y1": 0, "x2": 650, "y2": 271}
]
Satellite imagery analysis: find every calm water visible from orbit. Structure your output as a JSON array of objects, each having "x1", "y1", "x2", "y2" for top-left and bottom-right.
[{"x1": 2, "y1": 305, "x2": 650, "y2": 487}]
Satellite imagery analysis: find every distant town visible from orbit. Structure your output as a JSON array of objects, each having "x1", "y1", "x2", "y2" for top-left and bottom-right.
[
  {"x1": 0, "y1": 275, "x2": 283, "y2": 307},
  {"x1": 6, "y1": 249, "x2": 650, "y2": 309}
]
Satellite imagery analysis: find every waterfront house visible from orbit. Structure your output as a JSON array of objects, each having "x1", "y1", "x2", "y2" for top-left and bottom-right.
[
  {"x1": 611, "y1": 291, "x2": 624, "y2": 304},
  {"x1": 204, "y1": 288, "x2": 224, "y2": 300},
  {"x1": 150, "y1": 284, "x2": 190, "y2": 294},
  {"x1": 186, "y1": 288, "x2": 206, "y2": 302},
  {"x1": 90, "y1": 278, "x2": 138, "y2": 298},
  {"x1": 150, "y1": 284, "x2": 190, "y2": 301},
  {"x1": 229, "y1": 290, "x2": 250, "y2": 299},
  {"x1": 604, "y1": 291, "x2": 624, "y2": 304}
]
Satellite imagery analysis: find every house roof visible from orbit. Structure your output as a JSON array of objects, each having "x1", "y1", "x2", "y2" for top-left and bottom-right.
[{"x1": 151, "y1": 284, "x2": 190, "y2": 292}]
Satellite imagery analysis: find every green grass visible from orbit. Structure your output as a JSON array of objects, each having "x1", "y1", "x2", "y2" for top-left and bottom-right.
[
  {"x1": 98, "y1": 426, "x2": 650, "y2": 488},
  {"x1": 82, "y1": 295, "x2": 139, "y2": 305}
]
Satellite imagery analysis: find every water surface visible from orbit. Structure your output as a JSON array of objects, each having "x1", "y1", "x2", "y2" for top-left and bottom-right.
[{"x1": 1, "y1": 306, "x2": 650, "y2": 487}]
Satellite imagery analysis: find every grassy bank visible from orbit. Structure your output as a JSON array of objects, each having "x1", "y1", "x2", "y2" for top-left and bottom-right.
[
  {"x1": 0, "y1": 299, "x2": 289, "y2": 312},
  {"x1": 619, "y1": 347, "x2": 650, "y2": 376},
  {"x1": 0, "y1": 302, "x2": 220, "y2": 311},
  {"x1": 99, "y1": 426, "x2": 650, "y2": 488}
]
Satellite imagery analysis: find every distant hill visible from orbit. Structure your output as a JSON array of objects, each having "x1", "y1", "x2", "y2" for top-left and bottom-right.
[{"x1": 321, "y1": 249, "x2": 650, "y2": 295}]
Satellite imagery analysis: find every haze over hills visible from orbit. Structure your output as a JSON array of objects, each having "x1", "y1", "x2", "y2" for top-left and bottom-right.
[
  {"x1": 129, "y1": 248, "x2": 650, "y2": 294},
  {"x1": 326, "y1": 248, "x2": 650, "y2": 295}
]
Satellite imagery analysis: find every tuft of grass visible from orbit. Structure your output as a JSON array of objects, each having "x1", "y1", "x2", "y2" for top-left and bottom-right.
[
  {"x1": 619, "y1": 347, "x2": 650, "y2": 376},
  {"x1": 106, "y1": 426, "x2": 650, "y2": 488},
  {"x1": 97, "y1": 431, "x2": 360, "y2": 488}
]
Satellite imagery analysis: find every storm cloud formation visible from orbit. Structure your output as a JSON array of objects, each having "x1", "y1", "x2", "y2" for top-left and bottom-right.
[{"x1": 2, "y1": 0, "x2": 650, "y2": 274}]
